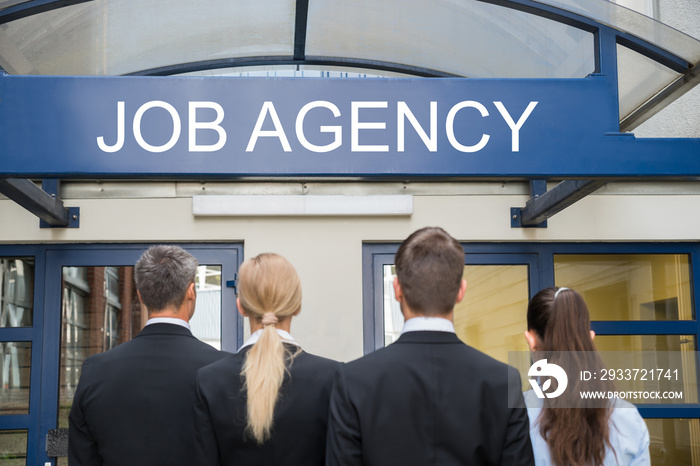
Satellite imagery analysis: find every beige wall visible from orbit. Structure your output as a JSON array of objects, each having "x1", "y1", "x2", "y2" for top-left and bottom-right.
[{"x1": 1, "y1": 180, "x2": 699, "y2": 361}]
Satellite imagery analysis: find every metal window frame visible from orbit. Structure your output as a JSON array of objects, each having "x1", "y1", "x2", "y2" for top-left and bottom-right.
[
  {"x1": 0, "y1": 242, "x2": 243, "y2": 465},
  {"x1": 362, "y1": 241, "x2": 700, "y2": 419}
]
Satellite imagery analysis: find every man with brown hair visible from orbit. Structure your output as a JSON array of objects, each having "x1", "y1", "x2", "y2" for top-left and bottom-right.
[{"x1": 326, "y1": 227, "x2": 534, "y2": 466}]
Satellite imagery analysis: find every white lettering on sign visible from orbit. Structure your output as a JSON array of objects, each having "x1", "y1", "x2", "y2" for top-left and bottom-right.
[
  {"x1": 351, "y1": 101, "x2": 389, "y2": 152},
  {"x1": 189, "y1": 102, "x2": 227, "y2": 152},
  {"x1": 446, "y1": 101, "x2": 490, "y2": 153},
  {"x1": 397, "y1": 101, "x2": 437, "y2": 152},
  {"x1": 246, "y1": 101, "x2": 292, "y2": 152},
  {"x1": 296, "y1": 101, "x2": 342, "y2": 153},
  {"x1": 97, "y1": 101, "x2": 125, "y2": 153},
  {"x1": 96, "y1": 100, "x2": 538, "y2": 154},
  {"x1": 133, "y1": 101, "x2": 181, "y2": 153},
  {"x1": 494, "y1": 101, "x2": 538, "y2": 152}
]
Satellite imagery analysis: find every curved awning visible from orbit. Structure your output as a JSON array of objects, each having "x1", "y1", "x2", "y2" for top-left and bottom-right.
[{"x1": 0, "y1": 0, "x2": 698, "y2": 129}]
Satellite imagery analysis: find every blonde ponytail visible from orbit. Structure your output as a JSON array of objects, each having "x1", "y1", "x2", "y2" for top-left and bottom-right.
[
  {"x1": 238, "y1": 253, "x2": 302, "y2": 444},
  {"x1": 242, "y1": 324, "x2": 285, "y2": 442}
]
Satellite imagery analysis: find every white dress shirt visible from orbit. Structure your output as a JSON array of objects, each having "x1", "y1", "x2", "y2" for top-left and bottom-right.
[
  {"x1": 237, "y1": 328, "x2": 301, "y2": 353},
  {"x1": 400, "y1": 316, "x2": 455, "y2": 335},
  {"x1": 145, "y1": 317, "x2": 191, "y2": 331}
]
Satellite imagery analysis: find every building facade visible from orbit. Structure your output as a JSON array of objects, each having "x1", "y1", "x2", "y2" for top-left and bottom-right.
[{"x1": 0, "y1": 0, "x2": 699, "y2": 464}]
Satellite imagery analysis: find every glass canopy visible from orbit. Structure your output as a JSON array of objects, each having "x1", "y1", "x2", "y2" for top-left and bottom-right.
[{"x1": 0, "y1": 0, "x2": 699, "y2": 128}]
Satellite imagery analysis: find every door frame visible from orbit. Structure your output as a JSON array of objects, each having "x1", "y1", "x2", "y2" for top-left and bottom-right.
[
  {"x1": 362, "y1": 243, "x2": 541, "y2": 354},
  {"x1": 0, "y1": 242, "x2": 242, "y2": 465}
]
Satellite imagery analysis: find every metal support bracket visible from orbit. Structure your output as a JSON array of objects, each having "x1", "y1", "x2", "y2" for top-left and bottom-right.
[
  {"x1": 0, "y1": 178, "x2": 80, "y2": 228},
  {"x1": 511, "y1": 180, "x2": 548, "y2": 228},
  {"x1": 511, "y1": 179, "x2": 606, "y2": 228}
]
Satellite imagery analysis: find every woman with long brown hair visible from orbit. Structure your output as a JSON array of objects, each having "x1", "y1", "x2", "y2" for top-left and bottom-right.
[
  {"x1": 193, "y1": 253, "x2": 339, "y2": 465},
  {"x1": 524, "y1": 287, "x2": 649, "y2": 466}
]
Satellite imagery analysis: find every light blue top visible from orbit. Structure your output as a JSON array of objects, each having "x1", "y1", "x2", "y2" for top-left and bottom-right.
[{"x1": 524, "y1": 391, "x2": 650, "y2": 465}]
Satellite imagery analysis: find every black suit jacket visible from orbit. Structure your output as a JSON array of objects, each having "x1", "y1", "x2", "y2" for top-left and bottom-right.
[
  {"x1": 68, "y1": 323, "x2": 226, "y2": 466},
  {"x1": 193, "y1": 344, "x2": 340, "y2": 466},
  {"x1": 326, "y1": 331, "x2": 534, "y2": 466}
]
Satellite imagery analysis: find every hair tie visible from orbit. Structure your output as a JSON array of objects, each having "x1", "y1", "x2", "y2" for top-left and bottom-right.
[
  {"x1": 554, "y1": 287, "x2": 569, "y2": 300},
  {"x1": 261, "y1": 312, "x2": 279, "y2": 327}
]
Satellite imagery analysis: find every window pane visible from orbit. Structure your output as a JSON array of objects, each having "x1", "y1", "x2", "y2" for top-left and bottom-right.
[
  {"x1": 0, "y1": 430, "x2": 27, "y2": 466},
  {"x1": 595, "y1": 335, "x2": 698, "y2": 404},
  {"x1": 0, "y1": 259, "x2": 34, "y2": 328},
  {"x1": 456, "y1": 265, "x2": 530, "y2": 363},
  {"x1": 383, "y1": 264, "x2": 530, "y2": 363},
  {"x1": 646, "y1": 419, "x2": 700, "y2": 466},
  {"x1": 0, "y1": 0, "x2": 295, "y2": 76},
  {"x1": 618, "y1": 44, "x2": 681, "y2": 121},
  {"x1": 58, "y1": 266, "x2": 142, "y2": 428},
  {"x1": 191, "y1": 266, "x2": 222, "y2": 350},
  {"x1": 308, "y1": 0, "x2": 595, "y2": 78},
  {"x1": 383, "y1": 265, "x2": 402, "y2": 346},
  {"x1": 0, "y1": 342, "x2": 31, "y2": 415},
  {"x1": 554, "y1": 254, "x2": 693, "y2": 320}
]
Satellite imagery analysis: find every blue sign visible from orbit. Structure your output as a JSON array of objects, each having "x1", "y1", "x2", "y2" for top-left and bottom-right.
[{"x1": 0, "y1": 75, "x2": 698, "y2": 177}]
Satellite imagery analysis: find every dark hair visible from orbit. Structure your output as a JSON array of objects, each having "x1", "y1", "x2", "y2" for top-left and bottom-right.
[
  {"x1": 527, "y1": 287, "x2": 613, "y2": 466},
  {"x1": 394, "y1": 227, "x2": 464, "y2": 316},
  {"x1": 134, "y1": 245, "x2": 198, "y2": 313}
]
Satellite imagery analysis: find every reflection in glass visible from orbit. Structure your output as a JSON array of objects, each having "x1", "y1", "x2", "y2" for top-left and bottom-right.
[
  {"x1": 182, "y1": 66, "x2": 393, "y2": 78},
  {"x1": 617, "y1": 44, "x2": 681, "y2": 121},
  {"x1": 383, "y1": 265, "x2": 402, "y2": 345},
  {"x1": 383, "y1": 264, "x2": 530, "y2": 363},
  {"x1": 0, "y1": 430, "x2": 27, "y2": 466},
  {"x1": 0, "y1": 0, "x2": 295, "y2": 76},
  {"x1": 59, "y1": 266, "x2": 141, "y2": 429},
  {"x1": 0, "y1": 259, "x2": 34, "y2": 328},
  {"x1": 456, "y1": 265, "x2": 530, "y2": 364},
  {"x1": 554, "y1": 254, "x2": 693, "y2": 321},
  {"x1": 58, "y1": 265, "x2": 221, "y2": 427},
  {"x1": 308, "y1": 0, "x2": 595, "y2": 78},
  {"x1": 191, "y1": 266, "x2": 222, "y2": 350},
  {"x1": 645, "y1": 419, "x2": 700, "y2": 466},
  {"x1": 595, "y1": 335, "x2": 698, "y2": 404},
  {"x1": 0, "y1": 342, "x2": 31, "y2": 415}
]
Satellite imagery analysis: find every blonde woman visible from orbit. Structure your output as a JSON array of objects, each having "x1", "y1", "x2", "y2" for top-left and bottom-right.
[{"x1": 193, "y1": 253, "x2": 340, "y2": 465}]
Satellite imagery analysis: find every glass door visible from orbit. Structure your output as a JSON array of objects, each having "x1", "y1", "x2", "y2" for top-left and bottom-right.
[
  {"x1": 363, "y1": 244, "x2": 539, "y2": 359},
  {"x1": 0, "y1": 254, "x2": 40, "y2": 466},
  {"x1": 39, "y1": 244, "x2": 241, "y2": 466}
]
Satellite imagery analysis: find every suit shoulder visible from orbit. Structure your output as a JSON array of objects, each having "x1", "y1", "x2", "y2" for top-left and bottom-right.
[
  {"x1": 81, "y1": 337, "x2": 138, "y2": 366},
  {"x1": 289, "y1": 350, "x2": 341, "y2": 379},
  {"x1": 341, "y1": 341, "x2": 519, "y2": 379},
  {"x1": 340, "y1": 344, "x2": 396, "y2": 374},
  {"x1": 190, "y1": 337, "x2": 226, "y2": 357},
  {"x1": 198, "y1": 352, "x2": 241, "y2": 376},
  {"x1": 297, "y1": 350, "x2": 341, "y2": 367},
  {"x1": 462, "y1": 344, "x2": 511, "y2": 368}
]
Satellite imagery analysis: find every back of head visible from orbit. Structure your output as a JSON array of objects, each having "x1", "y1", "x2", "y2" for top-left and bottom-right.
[
  {"x1": 395, "y1": 227, "x2": 464, "y2": 316},
  {"x1": 527, "y1": 287, "x2": 612, "y2": 466},
  {"x1": 238, "y1": 253, "x2": 302, "y2": 444},
  {"x1": 238, "y1": 253, "x2": 302, "y2": 322},
  {"x1": 134, "y1": 245, "x2": 198, "y2": 314},
  {"x1": 527, "y1": 287, "x2": 596, "y2": 353}
]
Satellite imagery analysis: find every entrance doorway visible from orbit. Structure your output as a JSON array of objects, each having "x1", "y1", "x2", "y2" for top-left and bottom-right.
[{"x1": 0, "y1": 243, "x2": 241, "y2": 465}]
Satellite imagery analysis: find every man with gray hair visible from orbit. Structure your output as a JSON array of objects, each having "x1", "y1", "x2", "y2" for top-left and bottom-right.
[{"x1": 68, "y1": 245, "x2": 225, "y2": 466}]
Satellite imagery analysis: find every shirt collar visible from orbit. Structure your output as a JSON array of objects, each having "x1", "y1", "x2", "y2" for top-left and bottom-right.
[
  {"x1": 400, "y1": 316, "x2": 455, "y2": 335},
  {"x1": 145, "y1": 317, "x2": 191, "y2": 331},
  {"x1": 237, "y1": 329, "x2": 301, "y2": 353}
]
